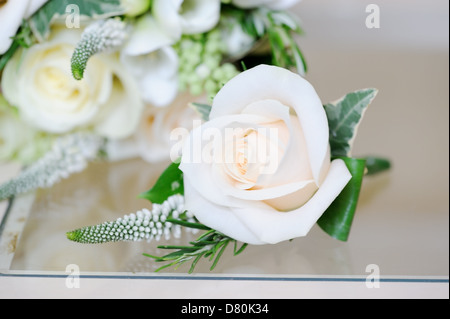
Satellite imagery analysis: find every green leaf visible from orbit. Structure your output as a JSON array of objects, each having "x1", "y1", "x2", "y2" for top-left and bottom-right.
[
  {"x1": 190, "y1": 103, "x2": 212, "y2": 122},
  {"x1": 364, "y1": 156, "x2": 391, "y2": 175},
  {"x1": 29, "y1": 0, "x2": 125, "y2": 42},
  {"x1": 0, "y1": 42, "x2": 20, "y2": 72},
  {"x1": 317, "y1": 157, "x2": 366, "y2": 242},
  {"x1": 0, "y1": 20, "x2": 34, "y2": 71},
  {"x1": 325, "y1": 89, "x2": 378, "y2": 157},
  {"x1": 138, "y1": 162, "x2": 184, "y2": 204}
]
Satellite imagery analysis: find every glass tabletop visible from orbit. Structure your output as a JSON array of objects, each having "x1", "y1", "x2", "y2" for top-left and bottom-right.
[{"x1": 0, "y1": 157, "x2": 448, "y2": 282}]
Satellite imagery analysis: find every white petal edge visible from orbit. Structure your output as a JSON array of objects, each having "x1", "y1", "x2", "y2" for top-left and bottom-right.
[
  {"x1": 180, "y1": 112, "x2": 281, "y2": 208},
  {"x1": 211, "y1": 65, "x2": 329, "y2": 186},
  {"x1": 180, "y1": 0, "x2": 221, "y2": 34},
  {"x1": 229, "y1": 159, "x2": 352, "y2": 244},
  {"x1": 122, "y1": 15, "x2": 175, "y2": 56},
  {"x1": 183, "y1": 175, "x2": 264, "y2": 244},
  {"x1": 0, "y1": 1, "x2": 28, "y2": 54}
]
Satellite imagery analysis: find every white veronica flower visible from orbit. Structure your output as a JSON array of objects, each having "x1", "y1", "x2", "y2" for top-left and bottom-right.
[
  {"x1": 121, "y1": 15, "x2": 179, "y2": 107},
  {"x1": 152, "y1": 0, "x2": 221, "y2": 39},
  {"x1": 0, "y1": 0, "x2": 48, "y2": 54}
]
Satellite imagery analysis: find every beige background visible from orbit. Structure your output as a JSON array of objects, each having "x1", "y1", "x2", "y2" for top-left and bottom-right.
[{"x1": 1, "y1": 0, "x2": 448, "y2": 298}]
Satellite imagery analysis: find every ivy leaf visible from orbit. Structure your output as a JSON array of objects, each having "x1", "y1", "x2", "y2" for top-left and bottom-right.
[
  {"x1": 29, "y1": 0, "x2": 125, "y2": 42},
  {"x1": 325, "y1": 89, "x2": 378, "y2": 157},
  {"x1": 317, "y1": 157, "x2": 367, "y2": 242},
  {"x1": 190, "y1": 103, "x2": 212, "y2": 122},
  {"x1": 139, "y1": 162, "x2": 184, "y2": 204}
]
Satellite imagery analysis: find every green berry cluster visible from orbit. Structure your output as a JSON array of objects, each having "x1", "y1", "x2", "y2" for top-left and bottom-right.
[{"x1": 176, "y1": 29, "x2": 239, "y2": 100}]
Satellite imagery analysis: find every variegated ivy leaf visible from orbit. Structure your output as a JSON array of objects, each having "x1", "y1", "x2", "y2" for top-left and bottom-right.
[
  {"x1": 324, "y1": 89, "x2": 378, "y2": 157},
  {"x1": 29, "y1": 0, "x2": 125, "y2": 42}
]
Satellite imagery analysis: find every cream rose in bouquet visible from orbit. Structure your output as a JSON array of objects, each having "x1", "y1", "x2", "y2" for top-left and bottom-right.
[{"x1": 2, "y1": 26, "x2": 143, "y2": 139}]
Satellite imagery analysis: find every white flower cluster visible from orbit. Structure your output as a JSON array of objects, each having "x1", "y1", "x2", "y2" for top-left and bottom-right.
[
  {"x1": 0, "y1": 133, "x2": 104, "y2": 201},
  {"x1": 71, "y1": 18, "x2": 129, "y2": 80},
  {"x1": 67, "y1": 194, "x2": 196, "y2": 244}
]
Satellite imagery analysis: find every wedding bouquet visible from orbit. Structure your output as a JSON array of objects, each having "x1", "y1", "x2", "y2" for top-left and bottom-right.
[
  {"x1": 0, "y1": 0, "x2": 307, "y2": 198},
  {"x1": 0, "y1": 0, "x2": 390, "y2": 273}
]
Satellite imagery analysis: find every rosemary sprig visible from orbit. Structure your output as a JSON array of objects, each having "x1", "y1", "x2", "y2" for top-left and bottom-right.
[{"x1": 144, "y1": 219, "x2": 248, "y2": 273}]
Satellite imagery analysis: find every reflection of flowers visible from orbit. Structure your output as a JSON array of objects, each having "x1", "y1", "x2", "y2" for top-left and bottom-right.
[
  {"x1": 1, "y1": 26, "x2": 143, "y2": 139},
  {"x1": 232, "y1": 0, "x2": 301, "y2": 10},
  {"x1": 180, "y1": 65, "x2": 352, "y2": 245},
  {"x1": 0, "y1": 0, "x2": 48, "y2": 54}
]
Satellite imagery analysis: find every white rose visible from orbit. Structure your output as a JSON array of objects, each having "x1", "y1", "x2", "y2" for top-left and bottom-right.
[
  {"x1": 152, "y1": 0, "x2": 221, "y2": 38},
  {"x1": 0, "y1": 0, "x2": 48, "y2": 54},
  {"x1": 231, "y1": 0, "x2": 301, "y2": 10},
  {"x1": 179, "y1": 65, "x2": 352, "y2": 245},
  {"x1": 1, "y1": 26, "x2": 144, "y2": 140},
  {"x1": 121, "y1": 15, "x2": 179, "y2": 107}
]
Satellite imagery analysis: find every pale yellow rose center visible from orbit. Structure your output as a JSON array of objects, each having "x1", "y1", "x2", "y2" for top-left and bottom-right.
[
  {"x1": 37, "y1": 67, "x2": 79, "y2": 100},
  {"x1": 222, "y1": 125, "x2": 284, "y2": 190}
]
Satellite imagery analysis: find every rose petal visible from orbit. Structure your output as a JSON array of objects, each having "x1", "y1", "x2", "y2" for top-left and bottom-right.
[
  {"x1": 152, "y1": 0, "x2": 183, "y2": 40},
  {"x1": 179, "y1": 0, "x2": 221, "y2": 34},
  {"x1": 242, "y1": 99, "x2": 314, "y2": 189},
  {"x1": 229, "y1": 159, "x2": 352, "y2": 244},
  {"x1": 93, "y1": 56, "x2": 144, "y2": 139},
  {"x1": 180, "y1": 112, "x2": 276, "y2": 208},
  {"x1": 122, "y1": 15, "x2": 175, "y2": 56},
  {"x1": 0, "y1": 0, "x2": 48, "y2": 54},
  {"x1": 184, "y1": 175, "x2": 266, "y2": 245},
  {"x1": 24, "y1": 0, "x2": 48, "y2": 18},
  {"x1": 212, "y1": 65, "x2": 329, "y2": 185}
]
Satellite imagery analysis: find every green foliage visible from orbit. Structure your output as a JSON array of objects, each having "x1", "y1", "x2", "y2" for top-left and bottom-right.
[
  {"x1": 139, "y1": 162, "x2": 184, "y2": 204},
  {"x1": 318, "y1": 157, "x2": 367, "y2": 242},
  {"x1": 325, "y1": 89, "x2": 378, "y2": 157},
  {"x1": 364, "y1": 156, "x2": 391, "y2": 175},
  {"x1": 0, "y1": 20, "x2": 34, "y2": 71},
  {"x1": 29, "y1": 0, "x2": 125, "y2": 41},
  {"x1": 145, "y1": 220, "x2": 248, "y2": 273}
]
